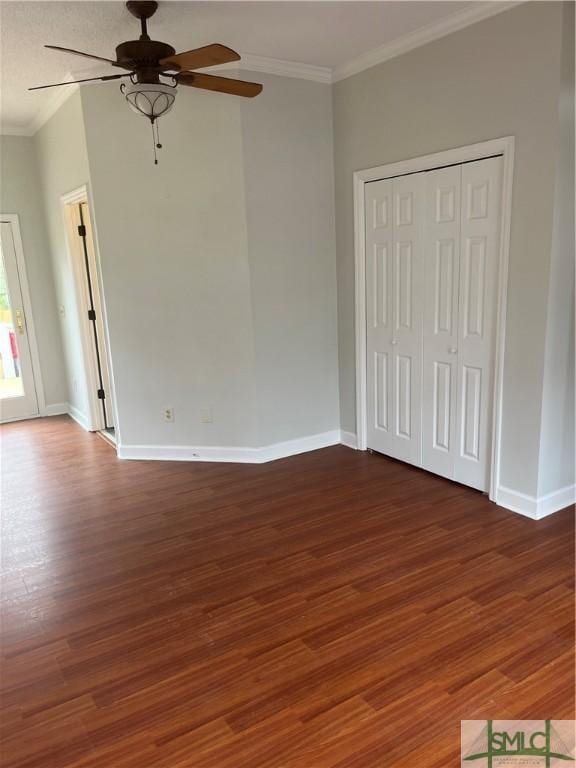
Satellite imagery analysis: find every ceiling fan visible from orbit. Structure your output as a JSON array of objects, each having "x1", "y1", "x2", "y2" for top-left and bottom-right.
[{"x1": 29, "y1": 0, "x2": 263, "y2": 163}]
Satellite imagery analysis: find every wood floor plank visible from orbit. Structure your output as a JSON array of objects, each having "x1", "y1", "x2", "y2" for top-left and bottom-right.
[{"x1": 1, "y1": 416, "x2": 574, "y2": 767}]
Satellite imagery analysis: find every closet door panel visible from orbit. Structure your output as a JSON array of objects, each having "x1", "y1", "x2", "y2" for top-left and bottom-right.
[
  {"x1": 365, "y1": 173, "x2": 425, "y2": 466},
  {"x1": 422, "y1": 165, "x2": 461, "y2": 480},
  {"x1": 365, "y1": 179, "x2": 394, "y2": 457},
  {"x1": 455, "y1": 156, "x2": 502, "y2": 491},
  {"x1": 389, "y1": 173, "x2": 425, "y2": 465}
]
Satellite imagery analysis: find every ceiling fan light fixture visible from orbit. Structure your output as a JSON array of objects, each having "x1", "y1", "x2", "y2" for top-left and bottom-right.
[
  {"x1": 121, "y1": 81, "x2": 176, "y2": 120},
  {"x1": 35, "y1": 1, "x2": 262, "y2": 164}
]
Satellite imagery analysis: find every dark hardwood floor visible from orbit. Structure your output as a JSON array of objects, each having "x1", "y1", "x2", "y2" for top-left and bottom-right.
[{"x1": 1, "y1": 416, "x2": 574, "y2": 767}]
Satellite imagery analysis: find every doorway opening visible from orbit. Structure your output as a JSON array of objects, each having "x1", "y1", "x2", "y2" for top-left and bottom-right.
[{"x1": 62, "y1": 188, "x2": 116, "y2": 442}]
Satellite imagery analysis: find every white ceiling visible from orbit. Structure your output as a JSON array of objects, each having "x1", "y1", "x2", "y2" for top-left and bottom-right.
[{"x1": 1, "y1": 1, "x2": 511, "y2": 132}]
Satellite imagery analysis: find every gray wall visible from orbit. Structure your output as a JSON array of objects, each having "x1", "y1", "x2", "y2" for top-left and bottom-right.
[
  {"x1": 240, "y1": 73, "x2": 339, "y2": 445},
  {"x1": 0, "y1": 135, "x2": 67, "y2": 407},
  {"x1": 80, "y1": 83, "x2": 259, "y2": 448},
  {"x1": 538, "y1": 2, "x2": 575, "y2": 497},
  {"x1": 78, "y1": 73, "x2": 339, "y2": 450},
  {"x1": 332, "y1": 1, "x2": 566, "y2": 498},
  {"x1": 34, "y1": 90, "x2": 93, "y2": 422}
]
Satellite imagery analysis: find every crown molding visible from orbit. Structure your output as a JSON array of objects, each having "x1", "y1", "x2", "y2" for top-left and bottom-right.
[
  {"x1": 2, "y1": 74, "x2": 80, "y2": 137},
  {"x1": 332, "y1": 0, "x2": 524, "y2": 82},
  {"x1": 204, "y1": 53, "x2": 331, "y2": 83},
  {"x1": 27, "y1": 78, "x2": 80, "y2": 135},
  {"x1": 238, "y1": 54, "x2": 332, "y2": 83}
]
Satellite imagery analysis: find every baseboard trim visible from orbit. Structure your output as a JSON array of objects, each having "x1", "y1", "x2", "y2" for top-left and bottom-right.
[
  {"x1": 1, "y1": 402, "x2": 69, "y2": 424},
  {"x1": 538, "y1": 484, "x2": 576, "y2": 518},
  {"x1": 67, "y1": 404, "x2": 91, "y2": 432},
  {"x1": 0, "y1": 413, "x2": 40, "y2": 424},
  {"x1": 496, "y1": 486, "x2": 539, "y2": 518},
  {"x1": 118, "y1": 429, "x2": 341, "y2": 464},
  {"x1": 41, "y1": 402, "x2": 68, "y2": 417},
  {"x1": 260, "y1": 430, "x2": 341, "y2": 462},
  {"x1": 340, "y1": 430, "x2": 358, "y2": 449},
  {"x1": 496, "y1": 483, "x2": 576, "y2": 519}
]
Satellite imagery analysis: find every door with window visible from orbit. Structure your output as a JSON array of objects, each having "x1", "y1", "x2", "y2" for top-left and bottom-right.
[{"x1": 0, "y1": 220, "x2": 39, "y2": 421}]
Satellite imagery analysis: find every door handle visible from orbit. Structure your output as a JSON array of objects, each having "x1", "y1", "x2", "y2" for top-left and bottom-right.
[
  {"x1": 14, "y1": 309, "x2": 25, "y2": 334},
  {"x1": 391, "y1": 339, "x2": 397, "y2": 346},
  {"x1": 448, "y1": 347, "x2": 457, "y2": 354}
]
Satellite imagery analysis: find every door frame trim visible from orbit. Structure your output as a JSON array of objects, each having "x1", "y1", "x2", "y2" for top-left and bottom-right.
[
  {"x1": 0, "y1": 213, "x2": 45, "y2": 417},
  {"x1": 353, "y1": 136, "x2": 515, "y2": 502},
  {"x1": 60, "y1": 185, "x2": 118, "y2": 439}
]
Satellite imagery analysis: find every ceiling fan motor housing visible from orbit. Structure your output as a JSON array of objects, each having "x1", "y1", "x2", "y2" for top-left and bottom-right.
[{"x1": 115, "y1": 40, "x2": 176, "y2": 82}]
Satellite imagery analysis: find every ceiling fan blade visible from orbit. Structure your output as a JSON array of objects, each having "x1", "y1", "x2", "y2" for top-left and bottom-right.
[
  {"x1": 160, "y1": 44, "x2": 240, "y2": 72},
  {"x1": 45, "y1": 44, "x2": 119, "y2": 65},
  {"x1": 176, "y1": 72, "x2": 262, "y2": 98},
  {"x1": 29, "y1": 74, "x2": 130, "y2": 91}
]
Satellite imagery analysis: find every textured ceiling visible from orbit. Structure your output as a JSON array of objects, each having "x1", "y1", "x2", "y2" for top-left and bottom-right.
[{"x1": 1, "y1": 1, "x2": 479, "y2": 131}]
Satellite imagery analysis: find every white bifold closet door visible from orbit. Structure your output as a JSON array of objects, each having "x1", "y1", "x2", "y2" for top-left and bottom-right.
[
  {"x1": 366, "y1": 156, "x2": 502, "y2": 492},
  {"x1": 365, "y1": 172, "x2": 425, "y2": 466}
]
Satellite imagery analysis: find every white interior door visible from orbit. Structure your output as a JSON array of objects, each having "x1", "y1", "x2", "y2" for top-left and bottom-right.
[
  {"x1": 365, "y1": 155, "x2": 503, "y2": 493},
  {"x1": 365, "y1": 177, "x2": 393, "y2": 457},
  {"x1": 366, "y1": 172, "x2": 425, "y2": 465},
  {"x1": 454, "y1": 156, "x2": 502, "y2": 490},
  {"x1": 78, "y1": 201, "x2": 115, "y2": 430},
  {"x1": 0, "y1": 221, "x2": 39, "y2": 421},
  {"x1": 63, "y1": 197, "x2": 115, "y2": 432},
  {"x1": 422, "y1": 165, "x2": 462, "y2": 479}
]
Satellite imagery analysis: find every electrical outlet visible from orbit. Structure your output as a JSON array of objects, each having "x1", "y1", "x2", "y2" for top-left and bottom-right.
[
  {"x1": 163, "y1": 406, "x2": 174, "y2": 423},
  {"x1": 200, "y1": 407, "x2": 213, "y2": 423}
]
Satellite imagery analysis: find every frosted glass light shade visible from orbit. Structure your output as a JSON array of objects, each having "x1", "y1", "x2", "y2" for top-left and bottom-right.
[{"x1": 122, "y1": 82, "x2": 176, "y2": 119}]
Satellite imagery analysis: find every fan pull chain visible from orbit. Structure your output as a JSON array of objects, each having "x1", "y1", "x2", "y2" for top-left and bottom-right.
[
  {"x1": 151, "y1": 120, "x2": 158, "y2": 165},
  {"x1": 155, "y1": 120, "x2": 162, "y2": 151},
  {"x1": 150, "y1": 120, "x2": 163, "y2": 165}
]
